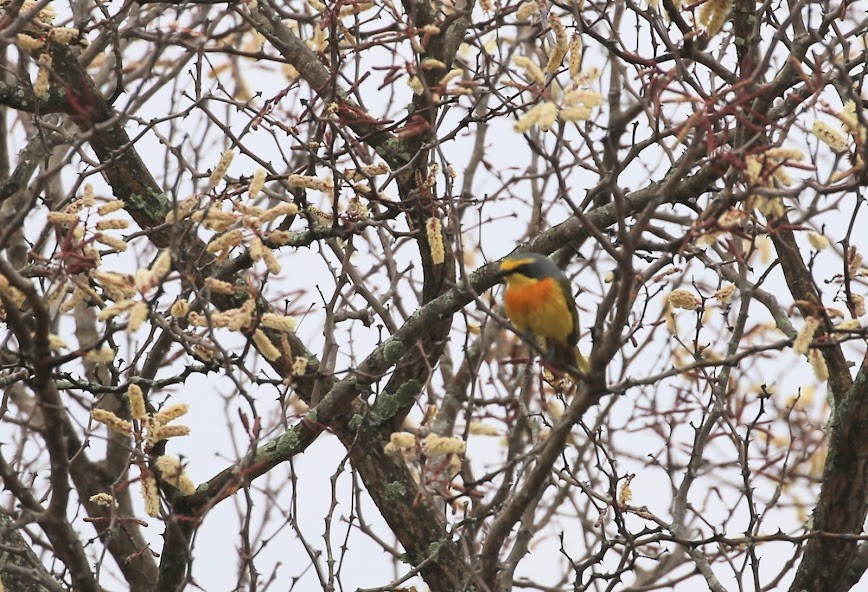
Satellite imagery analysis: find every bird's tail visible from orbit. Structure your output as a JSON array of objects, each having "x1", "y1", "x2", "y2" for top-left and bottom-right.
[
  {"x1": 553, "y1": 344, "x2": 589, "y2": 375},
  {"x1": 573, "y1": 347, "x2": 590, "y2": 374}
]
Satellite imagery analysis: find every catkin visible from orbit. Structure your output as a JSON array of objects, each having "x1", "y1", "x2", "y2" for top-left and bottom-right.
[{"x1": 544, "y1": 14, "x2": 568, "y2": 74}]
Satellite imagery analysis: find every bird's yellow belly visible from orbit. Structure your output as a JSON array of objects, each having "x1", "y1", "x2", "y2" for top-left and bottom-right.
[{"x1": 503, "y1": 278, "x2": 573, "y2": 345}]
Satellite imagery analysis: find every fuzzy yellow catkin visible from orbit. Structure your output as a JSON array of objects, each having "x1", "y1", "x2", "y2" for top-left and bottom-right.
[
  {"x1": 383, "y1": 442, "x2": 416, "y2": 461},
  {"x1": 793, "y1": 316, "x2": 820, "y2": 355},
  {"x1": 58, "y1": 288, "x2": 83, "y2": 313},
  {"x1": 191, "y1": 343, "x2": 215, "y2": 362},
  {"x1": 260, "y1": 202, "x2": 299, "y2": 223},
  {"x1": 98, "y1": 299, "x2": 136, "y2": 320},
  {"x1": 536, "y1": 101, "x2": 559, "y2": 131},
  {"x1": 65, "y1": 199, "x2": 86, "y2": 216},
  {"x1": 164, "y1": 196, "x2": 198, "y2": 223},
  {"x1": 513, "y1": 55, "x2": 545, "y2": 86},
  {"x1": 292, "y1": 356, "x2": 308, "y2": 375},
  {"x1": 849, "y1": 248, "x2": 864, "y2": 275},
  {"x1": 421, "y1": 434, "x2": 466, "y2": 456},
  {"x1": 755, "y1": 196, "x2": 785, "y2": 218},
  {"x1": 568, "y1": 34, "x2": 583, "y2": 80},
  {"x1": 363, "y1": 163, "x2": 391, "y2": 176},
  {"x1": 439, "y1": 68, "x2": 463, "y2": 87},
  {"x1": 266, "y1": 230, "x2": 291, "y2": 246},
  {"x1": 516, "y1": 0, "x2": 539, "y2": 20},
  {"x1": 248, "y1": 168, "x2": 266, "y2": 199},
  {"x1": 205, "y1": 278, "x2": 235, "y2": 295},
  {"x1": 839, "y1": 101, "x2": 865, "y2": 140},
  {"x1": 852, "y1": 294, "x2": 866, "y2": 316},
  {"x1": 153, "y1": 403, "x2": 189, "y2": 425},
  {"x1": 233, "y1": 200, "x2": 263, "y2": 218},
  {"x1": 89, "y1": 493, "x2": 117, "y2": 508},
  {"x1": 206, "y1": 229, "x2": 244, "y2": 254},
  {"x1": 135, "y1": 269, "x2": 156, "y2": 294},
  {"x1": 207, "y1": 149, "x2": 235, "y2": 190},
  {"x1": 47, "y1": 211, "x2": 78, "y2": 226},
  {"x1": 559, "y1": 105, "x2": 592, "y2": 122},
  {"x1": 147, "y1": 250, "x2": 171, "y2": 278},
  {"x1": 812, "y1": 120, "x2": 849, "y2": 153},
  {"x1": 286, "y1": 174, "x2": 333, "y2": 192},
  {"x1": 306, "y1": 206, "x2": 334, "y2": 229},
  {"x1": 228, "y1": 301, "x2": 255, "y2": 331},
  {"x1": 565, "y1": 89, "x2": 604, "y2": 107},
  {"x1": 127, "y1": 384, "x2": 147, "y2": 420},
  {"x1": 744, "y1": 155, "x2": 762, "y2": 184},
  {"x1": 390, "y1": 432, "x2": 417, "y2": 448},
  {"x1": 150, "y1": 425, "x2": 191, "y2": 443},
  {"x1": 252, "y1": 329, "x2": 281, "y2": 361},
  {"x1": 407, "y1": 76, "x2": 424, "y2": 95},
  {"x1": 79, "y1": 281, "x2": 103, "y2": 306},
  {"x1": 91, "y1": 409, "x2": 132, "y2": 434},
  {"x1": 837, "y1": 318, "x2": 862, "y2": 331},
  {"x1": 169, "y1": 298, "x2": 189, "y2": 318},
  {"x1": 618, "y1": 475, "x2": 634, "y2": 506},
  {"x1": 339, "y1": 0, "x2": 374, "y2": 15},
  {"x1": 717, "y1": 208, "x2": 747, "y2": 229},
  {"x1": 807, "y1": 231, "x2": 830, "y2": 250},
  {"x1": 262, "y1": 247, "x2": 281, "y2": 274},
  {"x1": 695, "y1": 230, "x2": 721, "y2": 248},
  {"x1": 545, "y1": 14, "x2": 568, "y2": 74},
  {"x1": 261, "y1": 313, "x2": 297, "y2": 332},
  {"x1": 468, "y1": 422, "x2": 501, "y2": 436},
  {"x1": 84, "y1": 247, "x2": 101, "y2": 269},
  {"x1": 16, "y1": 33, "x2": 44, "y2": 51},
  {"x1": 699, "y1": 0, "x2": 733, "y2": 37},
  {"x1": 86, "y1": 345, "x2": 116, "y2": 363},
  {"x1": 200, "y1": 210, "x2": 237, "y2": 233},
  {"x1": 421, "y1": 58, "x2": 447, "y2": 71},
  {"x1": 513, "y1": 107, "x2": 539, "y2": 133},
  {"x1": 128, "y1": 301, "x2": 148, "y2": 332},
  {"x1": 249, "y1": 235, "x2": 265, "y2": 262},
  {"x1": 31, "y1": 2, "x2": 56, "y2": 24},
  {"x1": 82, "y1": 184, "x2": 95, "y2": 207},
  {"x1": 155, "y1": 455, "x2": 196, "y2": 494},
  {"x1": 766, "y1": 147, "x2": 803, "y2": 161},
  {"x1": 347, "y1": 197, "x2": 369, "y2": 218},
  {"x1": 141, "y1": 472, "x2": 160, "y2": 517},
  {"x1": 185, "y1": 310, "x2": 213, "y2": 328},
  {"x1": 668, "y1": 288, "x2": 701, "y2": 310},
  {"x1": 95, "y1": 219, "x2": 128, "y2": 231},
  {"x1": 51, "y1": 26, "x2": 82, "y2": 45},
  {"x1": 426, "y1": 217, "x2": 445, "y2": 265},
  {"x1": 95, "y1": 234, "x2": 128, "y2": 252},
  {"x1": 33, "y1": 53, "x2": 51, "y2": 96},
  {"x1": 44, "y1": 284, "x2": 65, "y2": 308},
  {"x1": 809, "y1": 349, "x2": 829, "y2": 382},
  {"x1": 713, "y1": 283, "x2": 736, "y2": 302},
  {"x1": 47, "y1": 334, "x2": 67, "y2": 350}
]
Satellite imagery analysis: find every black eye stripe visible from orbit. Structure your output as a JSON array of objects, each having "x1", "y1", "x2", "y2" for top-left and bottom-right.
[{"x1": 515, "y1": 264, "x2": 544, "y2": 279}]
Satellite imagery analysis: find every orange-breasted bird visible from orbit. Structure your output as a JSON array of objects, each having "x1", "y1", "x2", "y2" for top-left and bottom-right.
[{"x1": 497, "y1": 252, "x2": 589, "y2": 374}]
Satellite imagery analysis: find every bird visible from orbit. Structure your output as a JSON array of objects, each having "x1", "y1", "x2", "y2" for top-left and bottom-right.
[{"x1": 497, "y1": 252, "x2": 589, "y2": 374}]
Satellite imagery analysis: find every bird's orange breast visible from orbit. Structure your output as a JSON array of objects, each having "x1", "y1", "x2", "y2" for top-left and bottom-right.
[{"x1": 503, "y1": 277, "x2": 573, "y2": 345}]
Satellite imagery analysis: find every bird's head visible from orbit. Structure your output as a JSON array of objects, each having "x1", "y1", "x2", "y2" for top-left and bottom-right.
[{"x1": 498, "y1": 252, "x2": 560, "y2": 283}]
